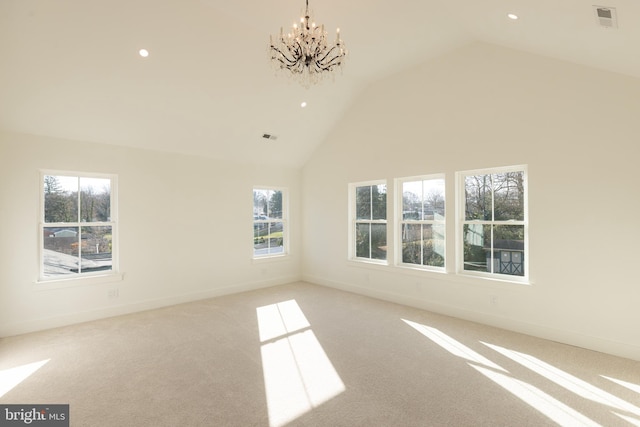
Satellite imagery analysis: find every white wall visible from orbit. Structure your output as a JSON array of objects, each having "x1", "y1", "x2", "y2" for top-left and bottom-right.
[
  {"x1": 0, "y1": 131, "x2": 301, "y2": 336},
  {"x1": 301, "y1": 42, "x2": 640, "y2": 361}
]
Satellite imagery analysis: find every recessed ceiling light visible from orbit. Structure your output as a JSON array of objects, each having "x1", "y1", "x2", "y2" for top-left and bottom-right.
[
  {"x1": 507, "y1": 13, "x2": 519, "y2": 20},
  {"x1": 138, "y1": 49, "x2": 149, "y2": 58},
  {"x1": 301, "y1": 101, "x2": 307, "y2": 108}
]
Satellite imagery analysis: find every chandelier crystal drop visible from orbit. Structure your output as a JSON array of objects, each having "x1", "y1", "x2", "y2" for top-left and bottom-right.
[{"x1": 269, "y1": 0, "x2": 347, "y2": 88}]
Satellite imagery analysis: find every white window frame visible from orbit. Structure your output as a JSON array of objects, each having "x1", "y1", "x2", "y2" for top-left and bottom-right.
[
  {"x1": 395, "y1": 174, "x2": 446, "y2": 271},
  {"x1": 456, "y1": 165, "x2": 528, "y2": 283},
  {"x1": 38, "y1": 170, "x2": 119, "y2": 283},
  {"x1": 253, "y1": 186, "x2": 288, "y2": 259},
  {"x1": 348, "y1": 180, "x2": 388, "y2": 264}
]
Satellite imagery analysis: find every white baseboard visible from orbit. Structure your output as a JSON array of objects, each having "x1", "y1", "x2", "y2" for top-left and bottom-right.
[
  {"x1": 1, "y1": 275, "x2": 301, "y2": 337},
  {"x1": 303, "y1": 274, "x2": 640, "y2": 362}
]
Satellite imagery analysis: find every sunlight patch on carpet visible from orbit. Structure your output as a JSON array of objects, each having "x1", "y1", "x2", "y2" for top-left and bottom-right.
[
  {"x1": 402, "y1": 319, "x2": 506, "y2": 372},
  {"x1": 470, "y1": 364, "x2": 602, "y2": 427},
  {"x1": 257, "y1": 299, "x2": 310, "y2": 342},
  {"x1": 612, "y1": 412, "x2": 640, "y2": 426},
  {"x1": 0, "y1": 359, "x2": 50, "y2": 398},
  {"x1": 483, "y1": 342, "x2": 640, "y2": 418},
  {"x1": 258, "y1": 300, "x2": 345, "y2": 427},
  {"x1": 403, "y1": 319, "x2": 603, "y2": 426},
  {"x1": 601, "y1": 375, "x2": 640, "y2": 394}
]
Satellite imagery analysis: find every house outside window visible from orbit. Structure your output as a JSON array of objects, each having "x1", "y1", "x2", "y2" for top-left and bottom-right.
[
  {"x1": 350, "y1": 181, "x2": 387, "y2": 262},
  {"x1": 458, "y1": 166, "x2": 527, "y2": 280},
  {"x1": 40, "y1": 172, "x2": 117, "y2": 280},
  {"x1": 253, "y1": 187, "x2": 287, "y2": 258},
  {"x1": 397, "y1": 175, "x2": 445, "y2": 270}
]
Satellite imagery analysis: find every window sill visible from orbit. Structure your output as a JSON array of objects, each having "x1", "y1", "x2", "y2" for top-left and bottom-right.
[
  {"x1": 347, "y1": 258, "x2": 389, "y2": 268},
  {"x1": 346, "y1": 260, "x2": 532, "y2": 287},
  {"x1": 34, "y1": 272, "x2": 124, "y2": 290},
  {"x1": 252, "y1": 253, "x2": 290, "y2": 263},
  {"x1": 450, "y1": 272, "x2": 532, "y2": 287}
]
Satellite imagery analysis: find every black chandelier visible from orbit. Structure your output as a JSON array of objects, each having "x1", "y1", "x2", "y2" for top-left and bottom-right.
[{"x1": 269, "y1": 0, "x2": 347, "y2": 88}]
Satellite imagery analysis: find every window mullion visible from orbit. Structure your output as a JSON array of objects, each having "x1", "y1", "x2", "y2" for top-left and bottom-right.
[
  {"x1": 490, "y1": 174, "x2": 495, "y2": 274},
  {"x1": 76, "y1": 177, "x2": 82, "y2": 273},
  {"x1": 369, "y1": 187, "x2": 373, "y2": 258},
  {"x1": 369, "y1": 186, "x2": 373, "y2": 221},
  {"x1": 420, "y1": 223, "x2": 424, "y2": 265}
]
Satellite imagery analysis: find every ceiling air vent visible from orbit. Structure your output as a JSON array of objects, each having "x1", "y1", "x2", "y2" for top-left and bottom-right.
[
  {"x1": 262, "y1": 133, "x2": 278, "y2": 141},
  {"x1": 593, "y1": 6, "x2": 617, "y2": 29}
]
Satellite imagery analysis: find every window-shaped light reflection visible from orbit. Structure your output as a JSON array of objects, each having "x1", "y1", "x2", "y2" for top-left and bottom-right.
[
  {"x1": 0, "y1": 359, "x2": 50, "y2": 398},
  {"x1": 258, "y1": 300, "x2": 345, "y2": 427},
  {"x1": 403, "y1": 319, "x2": 601, "y2": 425},
  {"x1": 612, "y1": 413, "x2": 640, "y2": 427},
  {"x1": 602, "y1": 375, "x2": 640, "y2": 394},
  {"x1": 483, "y1": 342, "x2": 640, "y2": 418},
  {"x1": 257, "y1": 299, "x2": 310, "y2": 342},
  {"x1": 402, "y1": 319, "x2": 507, "y2": 372},
  {"x1": 470, "y1": 364, "x2": 602, "y2": 427}
]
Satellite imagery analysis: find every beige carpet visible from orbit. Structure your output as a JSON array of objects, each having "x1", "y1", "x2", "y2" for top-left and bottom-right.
[{"x1": 1, "y1": 282, "x2": 639, "y2": 426}]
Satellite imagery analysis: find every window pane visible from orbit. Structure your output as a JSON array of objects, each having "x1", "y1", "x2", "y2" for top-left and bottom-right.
[
  {"x1": 253, "y1": 188, "x2": 286, "y2": 258},
  {"x1": 370, "y1": 224, "x2": 387, "y2": 260},
  {"x1": 80, "y1": 177, "x2": 111, "y2": 222},
  {"x1": 254, "y1": 189, "x2": 268, "y2": 220},
  {"x1": 355, "y1": 223, "x2": 370, "y2": 257},
  {"x1": 43, "y1": 226, "x2": 79, "y2": 276},
  {"x1": 402, "y1": 181, "x2": 421, "y2": 220},
  {"x1": 80, "y1": 226, "x2": 113, "y2": 273},
  {"x1": 463, "y1": 223, "x2": 490, "y2": 272},
  {"x1": 402, "y1": 223, "x2": 422, "y2": 264},
  {"x1": 493, "y1": 172, "x2": 524, "y2": 221},
  {"x1": 423, "y1": 224, "x2": 445, "y2": 267},
  {"x1": 356, "y1": 186, "x2": 371, "y2": 220},
  {"x1": 268, "y1": 190, "x2": 283, "y2": 219},
  {"x1": 254, "y1": 222, "x2": 268, "y2": 256},
  {"x1": 493, "y1": 225, "x2": 525, "y2": 276},
  {"x1": 267, "y1": 222, "x2": 284, "y2": 254},
  {"x1": 465, "y1": 175, "x2": 492, "y2": 221},
  {"x1": 44, "y1": 175, "x2": 78, "y2": 223},
  {"x1": 372, "y1": 184, "x2": 387, "y2": 220},
  {"x1": 423, "y1": 179, "x2": 445, "y2": 219}
]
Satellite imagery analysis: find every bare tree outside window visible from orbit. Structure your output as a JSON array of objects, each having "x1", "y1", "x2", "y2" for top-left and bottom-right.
[
  {"x1": 353, "y1": 183, "x2": 387, "y2": 261},
  {"x1": 41, "y1": 173, "x2": 116, "y2": 279},
  {"x1": 461, "y1": 168, "x2": 526, "y2": 278}
]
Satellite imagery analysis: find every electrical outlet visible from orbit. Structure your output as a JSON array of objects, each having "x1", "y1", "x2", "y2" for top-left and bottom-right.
[
  {"x1": 108, "y1": 288, "x2": 119, "y2": 299},
  {"x1": 489, "y1": 295, "x2": 497, "y2": 305}
]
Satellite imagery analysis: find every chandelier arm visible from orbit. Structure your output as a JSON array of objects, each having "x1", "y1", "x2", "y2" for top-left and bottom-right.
[
  {"x1": 275, "y1": 39, "x2": 304, "y2": 64},
  {"x1": 321, "y1": 52, "x2": 346, "y2": 67},
  {"x1": 270, "y1": 46, "x2": 300, "y2": 67},
  {"x1": 290, "y1": 40, "x2": 306, "y2": 61},
  {"x1": 275, "y1": 57, "x2": 298, "y2": 69},
  {"x1": 315, "y1": 45, "x2": 343, "y2": 64}
]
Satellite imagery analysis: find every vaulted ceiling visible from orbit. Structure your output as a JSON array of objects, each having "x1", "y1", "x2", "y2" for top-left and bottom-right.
[{"x1": 1, "y1": 0, "x2": 639, "y2": 167}]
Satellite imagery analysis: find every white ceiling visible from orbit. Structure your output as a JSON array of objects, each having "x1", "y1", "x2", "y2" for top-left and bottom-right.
[{"x1": 1, "y1": 0, "x2": 639, "y2": 167}]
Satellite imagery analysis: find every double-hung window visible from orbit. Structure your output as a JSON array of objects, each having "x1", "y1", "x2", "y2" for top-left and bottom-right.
[
  {"x1": 458, "y1": 166, "x2": 527, "y2": 280},
  {"x1": 350, "y1": 181, "x2": 387, "y2": 262},
  {"x1": 397, "y1": 175, "x2": 445, "y2": 270},
  {"x1": 40, "y1": 171, "x2": 117, "y2": 280},
  {"x1": 253, "y1": 187, "x2": 287, "y2": 258}
]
